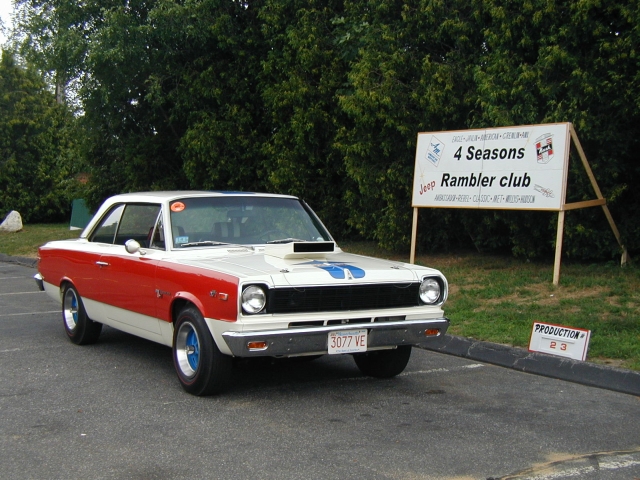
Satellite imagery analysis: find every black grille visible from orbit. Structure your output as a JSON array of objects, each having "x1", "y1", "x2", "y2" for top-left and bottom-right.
[{"x1": 268, "y1": 283, "x2": 420, "y2": 314}]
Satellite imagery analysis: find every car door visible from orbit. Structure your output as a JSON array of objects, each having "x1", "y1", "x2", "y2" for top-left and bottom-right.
[{"x1": 89, "y1": 203, "x2": 163, "y2": 337}]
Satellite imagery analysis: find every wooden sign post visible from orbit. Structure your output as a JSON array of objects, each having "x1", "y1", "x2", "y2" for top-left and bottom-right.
[{"x1": 410, "y1": 122, "x2": 627, "y2": 284}]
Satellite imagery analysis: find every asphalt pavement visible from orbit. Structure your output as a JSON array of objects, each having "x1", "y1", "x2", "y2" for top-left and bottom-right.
[
  {"x1": 1, "y1": 259, "x2": 639, "y2": 479},
  {"x1": 3, "y1": 253, "x2": 638, "y2": 397}
]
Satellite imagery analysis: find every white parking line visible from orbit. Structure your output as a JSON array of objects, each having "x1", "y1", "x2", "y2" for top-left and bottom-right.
[
  {"x1": 0, "y1": 276, "x2": 31, "y2": 280},
  {"x1": 0, "y1": 291, "x2": 45, "y2": 295},
  {"x1": 499, "y1": 450, "x2": 640, "y2": 479},
  {"x1": 346, "y1": 363, "x2": 485, "y2": 382},
  {"x1": 0, "y1": 311, "x2": 58, "y2": 318},
  {"x1": 399, "y1": 363, "x2": 484, "y2": 376},
  {"x1": 517, "y1": 457, "x2": 640, "y2": 479}
]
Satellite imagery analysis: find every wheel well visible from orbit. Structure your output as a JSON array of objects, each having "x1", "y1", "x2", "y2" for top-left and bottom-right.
[
  {"x1": 59, "y1": 280, "x2": 72, "y2": 299},
  {"x1": 171, "y1": 298, "x2": 194, "y2": 324}
]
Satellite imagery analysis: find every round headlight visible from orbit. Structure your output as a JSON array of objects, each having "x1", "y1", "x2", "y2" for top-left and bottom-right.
[
  {"x1": 242, "y1": 285, "x2": 266, "y2": 314},
  {"x1": 419, "y1": 278, "x2": 441, "y2": 304}
]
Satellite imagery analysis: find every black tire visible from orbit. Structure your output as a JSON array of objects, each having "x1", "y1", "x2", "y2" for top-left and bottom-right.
[
  {"x1": 62, "y1": 284, "x2": 102, "y2": 345},
  {"x1": 353, "y1": 346, "x2": 412, "y2": 378},
  {"x1": 173, "y1": 306, "x2": 232, "y2": 396}
]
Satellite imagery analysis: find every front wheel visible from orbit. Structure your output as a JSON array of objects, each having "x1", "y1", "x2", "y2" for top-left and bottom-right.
[
  {"x1": 173, "y1": 306, "x2": 232, "y2": 396},
  {"x1": 353, "y1": 346, "x2": 412, "y2": 378},
  {"x1": 62, "y1": 284, "x2": 102, "y2": 345}
]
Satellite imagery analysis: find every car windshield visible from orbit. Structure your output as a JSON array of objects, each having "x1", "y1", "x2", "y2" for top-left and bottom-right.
[{"x1": 169, "y1": 196, "x2": 332, "y2": 248}]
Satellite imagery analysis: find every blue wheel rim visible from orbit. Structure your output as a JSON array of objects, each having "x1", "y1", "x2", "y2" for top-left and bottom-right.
[
  {"x1": 186, "y1": 328, "x2": 200, "y2": 370},
  {"x1": 63, "y1": 288, "x2": 80, "y2": 331},
  {"x1": 71, "y1": 296, "x2": 78, "y2": 324},
  {"x1": 175, "y1": 321, "x2": 202, "y2": 379}
]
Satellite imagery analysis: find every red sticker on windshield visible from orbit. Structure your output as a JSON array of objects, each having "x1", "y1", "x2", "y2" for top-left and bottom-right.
[{"x1": 171, "y1": 202, "x2": 186, "y2": 212}]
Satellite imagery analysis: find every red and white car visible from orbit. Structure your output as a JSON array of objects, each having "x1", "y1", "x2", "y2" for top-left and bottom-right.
[{"x1": 35, "y1": 192, "x2": 449, "y2": 395}]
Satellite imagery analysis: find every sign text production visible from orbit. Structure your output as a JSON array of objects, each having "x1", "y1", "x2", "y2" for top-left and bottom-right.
[{"x1": 412, "y1": 123, "x2": 571, "y2": 210}]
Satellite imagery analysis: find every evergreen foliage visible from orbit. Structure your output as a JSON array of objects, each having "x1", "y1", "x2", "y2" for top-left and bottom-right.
[
  {"x1": 9, "y1": 0, "x2": 640, "y2": 258},
  {"x1": 0, "y1": 50, "x2": 79, "y2": 222}
]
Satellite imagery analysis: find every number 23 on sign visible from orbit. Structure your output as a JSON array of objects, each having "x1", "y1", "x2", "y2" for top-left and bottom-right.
[{"x1": 549, "y1": 341, "x2": 567, "y2": 351}]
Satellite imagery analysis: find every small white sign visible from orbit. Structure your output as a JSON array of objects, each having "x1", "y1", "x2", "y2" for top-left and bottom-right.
[{"x1": 528, "y1": 322, "x2": 591, "y2": 361}]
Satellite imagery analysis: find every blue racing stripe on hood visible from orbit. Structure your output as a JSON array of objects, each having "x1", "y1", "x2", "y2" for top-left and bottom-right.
[{"x1": 298, "y1": 260, "x2": 365, "y2": 279}]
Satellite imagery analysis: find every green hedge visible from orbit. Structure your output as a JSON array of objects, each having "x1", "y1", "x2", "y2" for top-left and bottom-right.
[{"x1": 11, "y1": 0, "x2": 640, "y2": 259}]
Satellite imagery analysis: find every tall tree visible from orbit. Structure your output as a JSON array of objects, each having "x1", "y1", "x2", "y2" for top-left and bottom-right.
[
  {"x1": 259, "y1": 0, "x2": 352, "y2": 234},
  {"x1": 335, "y1": 0, "x2": 480, "y2": 249},
  {"x1": 162, "y1": 0, "x2": 269, "y2": 194},
  {"x1": 15, "y1": 0, "x2": 115, "y2": 104},
  {"x1": 0, "y1": 50, "x2": 78, "y2": 221},
  {"x1": 77, "y1": 0, "x2": 189, "y2": 206},
  {"x1": 469, "y1": 0, "x2": 640, "y2": 258}
]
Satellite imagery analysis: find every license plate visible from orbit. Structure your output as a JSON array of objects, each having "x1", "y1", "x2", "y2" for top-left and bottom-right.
[{"x1": 328, "y1": 329, "x2": 367, "y2": 354}]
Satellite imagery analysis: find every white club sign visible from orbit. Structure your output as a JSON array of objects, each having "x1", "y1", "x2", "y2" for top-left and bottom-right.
[
  {"x1": 412, "y1": 123, "x2": 570, "y2": 210},
  {"x1": 409, "y1": 122, "x2": 628, "y2": 284}
]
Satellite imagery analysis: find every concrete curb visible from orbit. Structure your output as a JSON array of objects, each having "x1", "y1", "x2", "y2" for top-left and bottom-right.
[
  {"x1": 1, "y1": 255, "x2": 638, "y2": 396},
  {"x1": 422, "y1": 335, "x2": 640, "y2": 397},
  {"x1": 0, "y1": 253, "x2": 38, "y2": 268}
]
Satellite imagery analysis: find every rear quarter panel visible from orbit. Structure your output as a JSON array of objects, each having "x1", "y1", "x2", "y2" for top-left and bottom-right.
[{"x1": 38, "y1": 241, "x2": 103, "y2": 301}]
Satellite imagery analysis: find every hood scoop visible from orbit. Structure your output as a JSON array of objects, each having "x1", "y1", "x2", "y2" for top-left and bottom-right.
[{"x1": 264, "y1": 241, "x2": 336, "y2": 259}]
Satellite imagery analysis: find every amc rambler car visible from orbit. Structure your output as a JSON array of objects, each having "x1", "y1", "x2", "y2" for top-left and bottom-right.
[{"x1": 35, "y1": 192, "x2": 449, "y2": 395}]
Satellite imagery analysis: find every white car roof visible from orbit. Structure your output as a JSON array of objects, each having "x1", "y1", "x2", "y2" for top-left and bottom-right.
[{"x1": 104, "y1": 191, "x2": 298, "y2": 202}]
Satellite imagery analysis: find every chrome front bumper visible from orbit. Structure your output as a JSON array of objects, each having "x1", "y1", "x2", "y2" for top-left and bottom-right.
[
  {"x1": 222, "y1": 317, "x2": 449, "y2": 357},
  {"x1": 34, "y1": 273, "x2": 45, "y2": 291}
]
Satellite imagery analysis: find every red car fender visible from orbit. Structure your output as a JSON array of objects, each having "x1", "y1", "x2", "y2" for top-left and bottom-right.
[{"x1": 156, "y1": 263, "x2": 239, "y2": 323}]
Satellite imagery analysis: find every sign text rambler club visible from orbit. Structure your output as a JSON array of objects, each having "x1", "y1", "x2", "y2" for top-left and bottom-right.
[
  {"x1": 440, "y1": 171, "x2": 531, "y2": 188},
  {"x1": 412, "y1": 123, "x2": 571, "y2": 210}
]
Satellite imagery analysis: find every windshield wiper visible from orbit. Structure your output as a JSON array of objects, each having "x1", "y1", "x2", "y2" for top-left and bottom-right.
[
  {"x1": 266, "y1": 238, "x2": 306, "y2": 244},
  {"x1": 179, "y1": 241, "x2": 229, "y2": 247}
]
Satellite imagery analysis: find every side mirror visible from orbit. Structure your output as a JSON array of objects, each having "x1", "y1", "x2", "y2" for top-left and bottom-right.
[{"x1": 125, "y1": 239, "x2": 144, "y2": 255}]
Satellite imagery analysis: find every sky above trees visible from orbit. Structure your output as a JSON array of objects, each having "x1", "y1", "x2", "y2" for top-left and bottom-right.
[{"x1": 0, "y1": 0, "x2": 14, "y2": 43}]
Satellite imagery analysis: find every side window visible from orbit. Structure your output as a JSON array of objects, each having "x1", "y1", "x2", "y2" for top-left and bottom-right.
[
  {"x1": 89, "y1": 203, "x2": 161, "y2": 247},
  {"x1": 90, "y1": 204, "x2": 125, "y2": 244},
  {"x1": 115, "y1": 204, "x2": 162, "y2": 246},
  {"x1": 149, "y1": 213, "x2": 165, "y2": 250}
]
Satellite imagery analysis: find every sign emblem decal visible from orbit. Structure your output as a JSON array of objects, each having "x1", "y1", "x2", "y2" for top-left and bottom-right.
[
  {"x1": 535, "y1": 133, "x2": 554, "y2": 164},
  {"x1": 426, "y1": 137, "x2": 444, "y2": 167}
]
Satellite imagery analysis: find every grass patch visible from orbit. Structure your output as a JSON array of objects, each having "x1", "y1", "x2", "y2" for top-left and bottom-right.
[
  {"x1": 340, "y1": 241, "x2": 640, "y2": 371},
  {"x1": 0, "y1": 224, "x2": 80, "y2": 257},
  {"x1": 1, "y1": 233, "x2": 638, "y2": 370}
]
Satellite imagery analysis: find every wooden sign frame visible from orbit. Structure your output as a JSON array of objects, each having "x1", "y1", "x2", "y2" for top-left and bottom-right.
[{"x1": 410, "y1": 123, "x2": 628, "y2": 284}]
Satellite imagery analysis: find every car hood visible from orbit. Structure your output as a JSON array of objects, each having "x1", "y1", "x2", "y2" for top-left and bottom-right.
[{"x1": 170, "y1": 245, "x2": 441, "y2": 287}]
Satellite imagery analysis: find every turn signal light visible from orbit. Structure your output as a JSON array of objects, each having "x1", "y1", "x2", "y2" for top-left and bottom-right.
[
  {"x1": 424, "y1": 328, "x2": 440, "y2": 337},
  {"x1": 247, "y1": 341, "x2": 268, "y2": 351}
]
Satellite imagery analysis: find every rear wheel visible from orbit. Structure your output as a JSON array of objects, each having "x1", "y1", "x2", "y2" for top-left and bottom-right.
[
  {"x1": 62, "y1": 285, "x2": 102, "y2": 345},
  {"x1": 353, "y1": 346, "x2": 412, "y2": 378},
  {"x1": 173, "y1": 306, "x2": 232, "y2": 396}
]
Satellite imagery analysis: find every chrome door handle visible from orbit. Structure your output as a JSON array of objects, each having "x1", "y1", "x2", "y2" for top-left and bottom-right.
[{"x1": 96, "y1": 261, "x2": 110, "y2": 267}]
